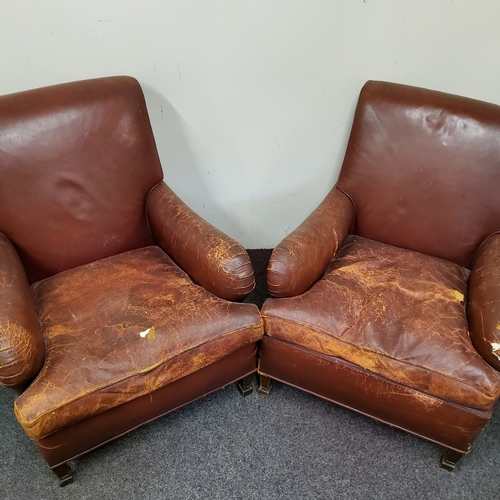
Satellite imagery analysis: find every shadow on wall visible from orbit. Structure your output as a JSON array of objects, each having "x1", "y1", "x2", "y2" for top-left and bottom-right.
[
  {"x1": 225, "y1": 175, "x2": 332, "y2": 249},
  {"x1": 220, "y1": 89, "x2": 354, "y2": 249},
  {"x1": 140, "y1": 82, "x2": 356, "y2": 249},
  {"x1": 141, "y1": 84, "x2": 246, "y2": 240}
]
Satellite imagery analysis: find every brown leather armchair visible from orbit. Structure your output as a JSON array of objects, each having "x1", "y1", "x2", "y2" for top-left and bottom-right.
[
  {"x1": 259, "y1": 81, "x2": 500, "y2": 470},
  {"x1": 0, "y1": 76, "x2": 263, "y2": 485}
]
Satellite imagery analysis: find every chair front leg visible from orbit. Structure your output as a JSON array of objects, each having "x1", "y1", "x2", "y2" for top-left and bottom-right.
[
  {"x1": 440, "y1": 449, "x2": 465, "y2": 471},
  {"x1": 257, "y1": 374, "x2": 273, "y2": 397},
  {"x1": 52, "y1": 463, "x2": 74, "y2": 486},
  {"x1": 237, "y1": 374, "x2": 254, "y2": 397}
]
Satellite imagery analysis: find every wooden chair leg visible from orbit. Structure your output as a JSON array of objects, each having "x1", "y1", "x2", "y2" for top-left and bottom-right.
[
  {"x1": 52, "y1": 463, "x2": 74, "y2": 486},
  {"x1": 237, "y1": 374, "x2": 254, "y2": 397},
  {"x1": 257, "y1": 374, "x2": 273, "y2": 397},
  {"x1": 440, "y1": 449, "x2": 465, "y2": 471}
]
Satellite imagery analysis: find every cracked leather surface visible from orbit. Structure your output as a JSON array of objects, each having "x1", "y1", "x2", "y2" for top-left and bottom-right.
[
  {"x1": 0, "y1": 76, "x2": 163, "y2": 284},
  {"x1": 337, "y1": 81, "x2": 500, "y2": 269},
  {"x1": 14, "y1": 246, "x2": 263, "y2": 440},
  {"x1": 263, "y1": 235, "x2": 500, "y2": 410},
  {"x1": 147, "y1": 182, "x2": 255, "y2": 301},
  {"x1": 0, "y1": 233, "x2": 44, "y2": 388},
  {"x1": 267, "y1": 187, "x2": 354, "y2": 298},
  {"x1": 468, "y1": 232, "x2": 500, "y2": 371}
]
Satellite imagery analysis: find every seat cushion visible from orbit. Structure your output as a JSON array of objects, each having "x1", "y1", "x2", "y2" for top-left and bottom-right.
[
  {"x1": 262, "y1": 235, "x2": 500, "y2": 411},
  {"x1": 14, "y1": 246, "x2": 263, "y2": 440}
]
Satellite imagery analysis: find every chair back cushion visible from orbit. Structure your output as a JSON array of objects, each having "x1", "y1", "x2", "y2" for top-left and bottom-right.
[
  {"x1": 0, "y1": 76, "x2": 163, "y2": 282},
  {"x1": 337, "y1": 81, "x2": 500, "y2": 268}
]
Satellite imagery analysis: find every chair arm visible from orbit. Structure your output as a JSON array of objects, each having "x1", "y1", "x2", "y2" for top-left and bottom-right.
[
  {"x1": 146, "y1": 182, "x2": 255, "y2": 301},
  {"x1": 0, "y1": 233, "x2": 44, "y2": 390},
  {"x1": 267, "y1": 186, "x2": 354, "y2": 297},
  {"x1": 468, "y1": 232, "x2": 500, "y2": 371}
]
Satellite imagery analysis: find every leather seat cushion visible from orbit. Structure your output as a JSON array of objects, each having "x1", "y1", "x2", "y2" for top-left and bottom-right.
[
  {"x1": 14, "y1": 246, "x2": 263, "y2": 440},
  {"x1": 262, "y1": 235, "x2": 500, "y2": 410}
]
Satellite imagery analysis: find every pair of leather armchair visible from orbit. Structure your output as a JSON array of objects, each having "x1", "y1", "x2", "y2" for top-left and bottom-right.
[{"x1": 1, "y1": 77, "x2": 499, "y2": 485}]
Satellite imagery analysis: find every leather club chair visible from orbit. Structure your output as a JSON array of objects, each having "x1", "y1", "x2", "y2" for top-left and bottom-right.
[
  {"x1": 0, "y1": 76, "x2": 263, "y2": 485},
  {"x1": 259, "y1": 80, "x2": 500, "y2": 470}
]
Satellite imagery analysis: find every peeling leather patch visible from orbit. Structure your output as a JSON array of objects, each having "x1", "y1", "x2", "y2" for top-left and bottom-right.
[
  {"x1": 492, "y1": 342, "x2": 500, "y2": 361},
  {"x1": 139, "y1": 327, "x2": 156, "y2": 340},
  {"x1": 451, "y1": 289, "x2": 464, "y2": 302}
]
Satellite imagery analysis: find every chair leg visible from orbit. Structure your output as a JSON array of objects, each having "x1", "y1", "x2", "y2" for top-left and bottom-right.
[
  {"x1": 52, "y1": 463, "x2": 74, "y2": 486},
  {"x1": 440, "y1": 449, "x2": 465, "y2": 471},
  {"x1": 237, "y1": 374, "x2": 254, "y2": 397},
  {"x1": 257, "y1": 374, "x2": 273, "y2": 397}
]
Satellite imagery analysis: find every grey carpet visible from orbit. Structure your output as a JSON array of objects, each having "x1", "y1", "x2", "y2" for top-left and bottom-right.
[
  {"x1": 0, "y1": 249, "x2": 499, "y2": 499},
  {"x1": 1, "y1": 381, "x2": 499, "y2": 499}
]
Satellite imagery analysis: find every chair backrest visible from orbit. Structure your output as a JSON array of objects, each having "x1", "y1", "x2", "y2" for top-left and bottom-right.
[
  {"x1": 337, "y1": 80, "x2": 500, "y2": 268},
  {"x1": 0, "y1": 76, "x2": 163, "y2": 283}
]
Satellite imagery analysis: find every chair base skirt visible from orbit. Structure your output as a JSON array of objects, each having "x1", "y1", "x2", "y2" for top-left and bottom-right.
[
  {"x1": 37, "y1": 342, "x2": 258, "y2": 472},
  {"x1": 258, "y1": 336, "x2": 491, "y2": 454}
]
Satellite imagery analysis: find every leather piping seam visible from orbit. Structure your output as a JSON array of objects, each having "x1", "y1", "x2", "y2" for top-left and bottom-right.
[
  {"x1": 470, "y1": 231, "x2": 500, "y2": 269},
  {"x1": 335, "y1": 185, "x2": 357, "y2": 228},
  {"x1": 144, "y1": 180, "x2": 164, "y2": 242}
]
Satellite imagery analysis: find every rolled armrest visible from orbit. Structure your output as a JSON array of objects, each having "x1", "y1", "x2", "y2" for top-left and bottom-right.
[
  {"x1": 146, "y1": 182, "x2": 255, "y2": 301},
  {"x1": 267, "y1": 186, "x2": 354, "y2": 297},
  {"x1": 0, "y1": 233, "x2": 44, "y2": 390},
  {"x1": 468, "y1": 232, "x2": 500, "y2": 371}
]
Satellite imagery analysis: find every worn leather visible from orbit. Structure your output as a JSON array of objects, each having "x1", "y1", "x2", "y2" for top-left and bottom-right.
[
  {"x1": 468, "y1": 232, "x2": 500, "y2": 371},
  {"x1": 337, "y1": 81, "x2": 500, "y2": 269},
  {"x1": 14, "y1": 246, "x2": 263, "y2": 440},
  {"x1": 0, "y1": 76, "x2": 262, "y2": 475},
  {"x1": 0, "y1": 76, "x2": 163, "y2": 283},
  {"x1": 262, "y1": 81, "x2": 500, "y2": 457},
  {"x1": 147, "y1": 182, "x2": 255, "y2": 301},
  {"x1": 37, "y1": 343, "x2": 257, "y2": 467},
  {"x1": 267, "y1": 187, "x2": 354, "y2": 297},
  {"x1": 0, "y1": 233, "x2": 44, "y2": 388},
  {"x1": 263, "y1": 235, "x2": 500, "y2": 410}
]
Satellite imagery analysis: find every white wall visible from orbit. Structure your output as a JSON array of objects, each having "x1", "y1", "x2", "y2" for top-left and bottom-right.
[{"x1": 1, "y1": 1, "x2": 500, "y2": 247}]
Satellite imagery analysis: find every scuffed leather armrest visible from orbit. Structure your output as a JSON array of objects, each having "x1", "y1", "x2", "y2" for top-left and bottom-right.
[
  {"x1": 146, "y1": 182, "x2": 255, "y2": 301},
  {"x1": 267, "y1": 186, "x2": 354, "y2": 297},
  {"x1": 468, "y1": 232, "x2": 500, "y2": 371},
  {"x1": 0, "y1": 233, "x2": 44, "y2": 390}
]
